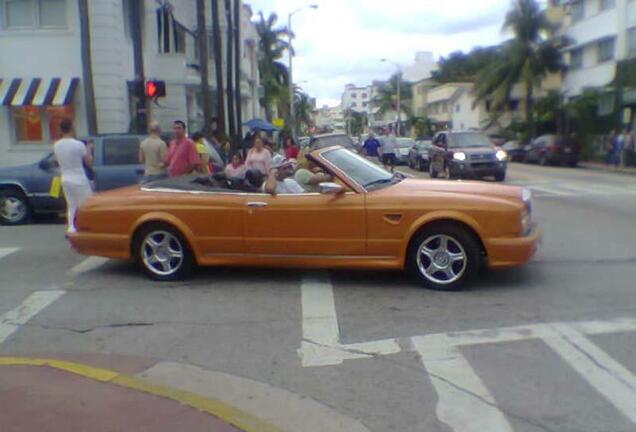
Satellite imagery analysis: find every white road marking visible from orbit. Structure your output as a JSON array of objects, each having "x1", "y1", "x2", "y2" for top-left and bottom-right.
[
  {"x1": 528, "y1": 185, "x2": 572, "y2": 196},
  {"x1": 414, "y1": 342, "x2": 514, "y2": 432},
  {"x1": 543, "y1": 323, "x2": 636, "y2": 423},
  {"x1": 70, "y1": 256, "x2": 110, "y2": 274},
  {"x1": 0, "y1": 247, "x2": 19, "y2": 261},
  {"x1": 299, "y1": 273, "x2": 400, "y2": 367},
  {"x1": 0, "y1": 290, "x2": 65, "y2": 344}
]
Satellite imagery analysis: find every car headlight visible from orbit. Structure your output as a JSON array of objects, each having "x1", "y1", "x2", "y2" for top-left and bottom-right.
[
  {"x1": 453, "y1": 152, "x2": 467, "y2": 161},
  {"x1": 496, "y1": 149, "x2": 507, "y2": 161}
]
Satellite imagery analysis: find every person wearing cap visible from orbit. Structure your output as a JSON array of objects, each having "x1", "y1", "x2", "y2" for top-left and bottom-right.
[{"x1": 264, "y1": 154, "x2": 304, "y2": 195}]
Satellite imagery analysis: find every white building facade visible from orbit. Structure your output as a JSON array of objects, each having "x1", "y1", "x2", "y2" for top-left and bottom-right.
[
  {"x1": 0, "y1": 0, "x2": 261, "y2": 167},
  {"x1": 562, "y1": 0, "x2": 636, "y2": 96},
  {"x1": 341, "y1": 84, "x2": 371, "y2": 114}
]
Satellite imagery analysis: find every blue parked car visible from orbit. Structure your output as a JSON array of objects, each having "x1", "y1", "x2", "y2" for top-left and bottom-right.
[{"x1": 0, "y1": 134, "x2": 150, "y2": 225}]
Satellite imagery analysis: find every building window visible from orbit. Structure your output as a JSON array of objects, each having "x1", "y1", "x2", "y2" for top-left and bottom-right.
[
  {"x1": 599, "y1": 0, "x2": 615, "y2": 11},
  {"x1": 629, "y1": 27, "x2": 636, "y2": 58},
  {"x1": 351, "y1": 102, "x2": 357, "y2": 107},
  {"x1": 509, "y1": 100, "x2": 520, "y2": 111},
  {"x1": 455, "y1": 104, "x2": 460, "y2": 112},
  {"x1": 11, "y1": 105, "x2": 74, "y2": 144},
  {"x1": 362, "y1": 102, "x2": 368, "y2": 107},
  {"x1": 361, "y1": 93, "x2": 367, "y2": 98},
  {"x1": 2, "y1": 0, "x2": 67, "y2": 29},
  {"x1": 157, "y1": 7, "x2": 186, "y2": 54},
  {"x1": 570, "y1": 47, "x2": 584, "y2": 69},
  {"x1": 351, "y1": 93, "x2": 357, "y2": 99},
  {"x1": 571, "y1": 1, "x2": 585, "y2": 22},
  {"x1": 597, "y1": 38, "x2": 615, "y2": 63}
]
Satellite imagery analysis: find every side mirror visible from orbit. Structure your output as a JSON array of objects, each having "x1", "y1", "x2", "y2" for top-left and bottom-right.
[{"x1": 319, "y1": 182, "x2": 344, "y2": 195}]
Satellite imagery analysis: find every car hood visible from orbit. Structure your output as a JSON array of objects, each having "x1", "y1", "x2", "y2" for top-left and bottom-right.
[
  {"x1": 390, "y1": 178, "x2": 522, "y2": 201},
  {"x1": 0, "y1": 163, "x2": 35, "y2": 179},
  {"x1": 450, "y1": 147, "x2": 496, "y2": 154}
]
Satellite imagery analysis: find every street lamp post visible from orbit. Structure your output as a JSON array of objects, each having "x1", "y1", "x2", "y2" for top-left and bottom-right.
[
  {"x1": 288, "y1": 4, "x2": 318, "y2": 137},
  {"x1": 381, "y1": 59, "x2": 402, "y2": 136}
]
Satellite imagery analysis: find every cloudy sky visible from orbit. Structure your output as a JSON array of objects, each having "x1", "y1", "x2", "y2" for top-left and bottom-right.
[{"x1": 246, "y1": 0, "x2": 519, "y2": 107}]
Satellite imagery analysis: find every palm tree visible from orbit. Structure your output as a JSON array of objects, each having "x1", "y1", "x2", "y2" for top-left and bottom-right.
[
  {"x1": 407, "y1": 115, "x2": 435, "y2": 138},
  {"x1": 294, "y1": 90, "x2": 314, "y2": 135},
  {"x1": 474, "y1": 0, "x2": 563, "y2": 138},
  {"x1": 255, "y1": 12, "x2": 291, "y2": 121},
  {"x1": 372, "y1": 74, "x2": 412, "y2": 117}
]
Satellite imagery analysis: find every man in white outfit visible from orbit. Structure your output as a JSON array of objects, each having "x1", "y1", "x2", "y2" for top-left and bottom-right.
[{"x1": 53, "y1": 118, "x2": 93, "y2": 233}]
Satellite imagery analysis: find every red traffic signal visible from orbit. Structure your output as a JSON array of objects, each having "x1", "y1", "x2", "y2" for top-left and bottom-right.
[{"x1": 145, "y1": 80, "x2": 166, "y2": 98}]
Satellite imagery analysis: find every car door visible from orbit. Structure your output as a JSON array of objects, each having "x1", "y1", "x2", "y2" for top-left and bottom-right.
[
  {"x1": 30, "y1": 153, "x2": 66, "y2": 212},
  {"x1": 243, "y1": 190, "x2": 366, "y2": 257},
  {"x1": 94, "y1": 136, "x2": 144, "y2": 191}
]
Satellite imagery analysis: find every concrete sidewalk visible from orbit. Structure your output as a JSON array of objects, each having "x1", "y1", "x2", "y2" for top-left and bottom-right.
[
  {"x1": 580, "y1": 161, "x2": 636, "y2": 176},
  {"x1": 0, "y1": 353, "x2": 371, "y2": 432}
]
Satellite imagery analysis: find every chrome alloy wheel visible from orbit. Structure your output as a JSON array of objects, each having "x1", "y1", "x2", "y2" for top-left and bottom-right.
[
  {"x1": 1, "y1": 196, "x2": 27, "y2": 223},
  {"x1": 141, "y1": 230, "x2": 184, "y2": 276},
  {"x1": 416, "y1": 234, "x2": 467, "y2": 285}
]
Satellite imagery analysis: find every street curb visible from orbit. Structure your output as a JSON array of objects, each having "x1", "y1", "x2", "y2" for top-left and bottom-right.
[
  {"x1": 0, "y1": 356, "x2": 281, "y2": 432},
  {"x1": 140, "y1": 362, "x2": 372, "y2": 432},
  {"x1": 579, "y1": 163, "x2": 636, "y2": 176}
]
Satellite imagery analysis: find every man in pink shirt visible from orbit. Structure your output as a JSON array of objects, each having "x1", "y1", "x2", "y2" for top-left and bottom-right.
[{"x1": 166, "y1": 120, "x2": 202, "y2": 177}]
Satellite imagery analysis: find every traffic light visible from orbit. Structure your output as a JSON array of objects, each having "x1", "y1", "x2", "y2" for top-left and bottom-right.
[{"x1": 145, "y1": 80, "x2": 166, "y2": 98}]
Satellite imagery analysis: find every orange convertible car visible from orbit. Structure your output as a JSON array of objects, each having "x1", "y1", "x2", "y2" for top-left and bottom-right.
[{"x1": 69, "y1": 146, "x2": 539, "y2": 290}]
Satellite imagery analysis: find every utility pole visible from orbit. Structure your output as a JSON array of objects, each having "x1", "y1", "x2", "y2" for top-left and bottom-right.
[
  {"x1": 130, "y1": 0, "x2": 147, "y2": 133},
  {"x1": 233, "y1": 0, "x2": 243, "y2": 144},
  {"x1": 396, "y1": 71, "x2": 401, "y2": 136},
  {"x1": 225, "y1": 0, "x2": 236, "y2": 143},
  {"x1": 78, "y1": 0, "x2": 97, "y2": 135},
  {"x1": 211, "y1": 0, "x2": 226, "y2": 135},
  {"x1": 196, "y1": 0, "x2": 212, "y2": 135}
]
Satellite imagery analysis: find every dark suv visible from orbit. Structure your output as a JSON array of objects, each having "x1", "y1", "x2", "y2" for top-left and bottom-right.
[
  {"x1": 524, "y1": 134, "x2": 580, "y2": 167},
  {"x1": 428, "y1": 131, "x2": 508, "y2": 181},
  {"x1": 0, "y1": 134, "x2": 147, "y2": 225}
]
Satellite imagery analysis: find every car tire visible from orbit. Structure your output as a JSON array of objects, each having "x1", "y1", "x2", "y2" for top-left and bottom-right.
[
  {"x1": 569, "y1": 160, "x2": 578, "y2": 167},
  {"x1": 408, "y1": 158, "x2": 414, "y2": 169},
  {"x1": 407, "y1": 222, "x2": 481, "y2": 291},
  {"x1": 135, "y1": 223, "x2": 194, "y2": 281},
  {"x1": 419, "y1": 159, "x2": 428, "y2": 172},
  {"x1": 444, "y1": 164, "x2": 455, "y2": 180},
  {"x1": 0, "y1": 188, "x2": 31, "y2": 225},
  {"x1": 494, "y1": 172, "x2": 506, "y2": 182},
  {"x1": 540, "y1": 155, "x2": 549, "y2": 166}
]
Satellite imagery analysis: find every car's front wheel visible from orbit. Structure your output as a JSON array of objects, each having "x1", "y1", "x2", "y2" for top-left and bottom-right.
[
  {"x1": 135, "y1": 223, "x2": 194, "y2": 281},
  {"x1": 494, "y1": 172, "x2": 506, "y2": 182},
  {"x1": 408, "y1": 223, "x2": 481, "y2": 291},
  {"x1": 0, "y1": 189, "x2": 31, "y2": 225}
]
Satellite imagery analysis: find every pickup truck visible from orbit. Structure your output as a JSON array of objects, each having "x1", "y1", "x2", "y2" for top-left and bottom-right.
[{"x1": 0, "y1": 134, "x2": 149, "y2": 225}]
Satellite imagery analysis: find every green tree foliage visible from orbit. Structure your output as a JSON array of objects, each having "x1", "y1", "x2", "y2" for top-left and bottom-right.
[
  {"x1": 432, "y1": 47, "x2": 501, "y2": 83},
  {"x1": 373, "y1": 74, "x2": 413, "y2": 116}
]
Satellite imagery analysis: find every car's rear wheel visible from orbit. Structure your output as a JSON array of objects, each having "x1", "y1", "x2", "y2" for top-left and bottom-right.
[
  {"x1": 408, "y1": 223, "x2": 481, "y2": 291},
  {"x1": 419, "y1": 159, "x2": 428, "y2": 172},
  {"x1": 135, "y1": 223, "x2": 194, "y2": 281},
  {"x1": 0, "y1": 189, "x2": 31, "y2": 225},
  {"x1": 494, "y1": 172, "x2": 506, "y2": 182}
]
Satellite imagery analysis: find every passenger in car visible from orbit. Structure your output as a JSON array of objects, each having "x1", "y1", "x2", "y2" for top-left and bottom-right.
[
  {"x1": 245, "y1": 136, "x2": 272, "y2": 175},
  {"x1": 225, "y1": 153, "x2": 246, "y2": 180},
  {"x1": 294, "y1": 155, "x2": 332, "y2": 192},
  {"x1": 264, "y1": 155, "x2": 304, "y2": 195}
]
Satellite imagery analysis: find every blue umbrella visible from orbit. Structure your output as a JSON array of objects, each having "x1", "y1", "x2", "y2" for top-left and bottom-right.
[{"x1": 243, "y1": 118, "x2": 279, "y2": 132}]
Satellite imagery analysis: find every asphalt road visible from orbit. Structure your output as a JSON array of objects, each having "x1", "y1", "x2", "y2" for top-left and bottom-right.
[{"x1": 1, "y1": 162, "x2": 635, "y2": 432}]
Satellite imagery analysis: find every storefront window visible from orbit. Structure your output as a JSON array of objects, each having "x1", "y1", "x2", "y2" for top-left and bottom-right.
[
  {"x1": 47, "y1": 105, "x2": 74, "y2": 141},
  {"x1": 12, "y1": 107, "x2": 43, "y2": 142},
  {"x1": 11, "y1": 105, "x2": 74, "y2": 144}
]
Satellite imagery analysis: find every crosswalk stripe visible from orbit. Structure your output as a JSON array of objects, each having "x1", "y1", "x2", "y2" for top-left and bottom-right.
[
  {"x1": 414, "y1": 343, "x2": 514, "y2": 432},
  {"x1": 0, "y1": 290, "x2": 66, "y2": 345},
  {"x1": 70, "y1": 257, "x2": 110, "y2": 274},
  {"x1": 0, "y1": 247, "x2": 19, "y2": 261},
  {"x1": 543, "y1": 324, "x2": 636, "y2": 424}
]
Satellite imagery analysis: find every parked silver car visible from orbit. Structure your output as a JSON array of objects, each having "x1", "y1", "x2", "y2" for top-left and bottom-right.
[{"x1": 408, "y1": 140, "x2": 433, "y2": 171}]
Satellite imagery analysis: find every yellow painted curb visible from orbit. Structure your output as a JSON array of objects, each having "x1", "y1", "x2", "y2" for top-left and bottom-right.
[{"x1": 0, "y1": 357, "x2": 282, "y2": 432}]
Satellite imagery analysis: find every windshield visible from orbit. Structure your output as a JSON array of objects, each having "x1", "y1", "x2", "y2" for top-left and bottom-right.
[
  {"x1": 311, "y1": 135, "x2": 355, "y2": 149},
  {"x1": 397, "y1": 138, "x2": 415, "y2": 148},
  {"x1": 321, "y1": 148, "x2": 397, "y2": 190},
  {"x1": 448, "y1": 132, "x2": 493, "y2": 148}
]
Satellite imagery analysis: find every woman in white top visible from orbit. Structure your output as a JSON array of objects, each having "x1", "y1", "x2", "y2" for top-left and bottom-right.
[
  {"x1": 224, "y1": 153, "x2": 246, "y2": 179},
  {"x1": 245, "y1": 136, "x2": 272, "y2": 175}
]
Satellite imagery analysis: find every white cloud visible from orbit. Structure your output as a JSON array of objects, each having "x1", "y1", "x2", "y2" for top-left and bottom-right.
[{"x1": 247, "y1": 0, "x2": 512, "y2": 106}]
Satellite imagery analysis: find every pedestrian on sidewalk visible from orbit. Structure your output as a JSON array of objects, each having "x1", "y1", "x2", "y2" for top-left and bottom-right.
[
  {"x1": 621, "y1": 127, "x2": 634, "y2": 167},
  {"x1": 53, "y1": 118, "x2": 93, "y2": 233},
  {"x1": 361, "y1": 133, "x2": 381, "y2": 159},
  {"x1": 166, "y1": 120, "x2": 202, "y2": 177},
  {"x1": 139, "y1": 121, "x2": 168, "y2": 183}
]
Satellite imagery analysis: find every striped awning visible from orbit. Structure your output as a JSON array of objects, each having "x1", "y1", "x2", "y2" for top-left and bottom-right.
[{"x1": 0, "y1": 77, "x2": 79, "y2": 107}]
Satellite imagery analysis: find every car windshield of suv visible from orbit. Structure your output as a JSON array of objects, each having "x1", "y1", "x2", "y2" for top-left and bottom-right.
[
  {"x1": 448, "y1": 133, "x2": 493, "y2": 148},
  {"x1": 322, "y1": 147, "x2": 400, "y2": 190},
  {"x1": 311, "y1": 135, "x2": 355, "y2": 149},
  {"x1": 397, "y1": 138, "x2": 415, "y2": 148}
]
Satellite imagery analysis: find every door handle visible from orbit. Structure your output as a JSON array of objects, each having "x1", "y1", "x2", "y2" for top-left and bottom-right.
[{"x1": 247, "y1": 201, "x2": 268, "y2": 208}]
